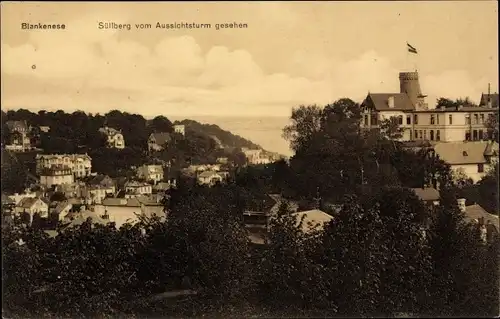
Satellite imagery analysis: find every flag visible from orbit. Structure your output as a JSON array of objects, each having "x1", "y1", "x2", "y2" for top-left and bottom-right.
[{"x1": 407, "y1": 42, "x2": 418, "y2": 54}]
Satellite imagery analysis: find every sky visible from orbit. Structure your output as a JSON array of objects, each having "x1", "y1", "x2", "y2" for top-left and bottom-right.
[{"x1": 1, "y1": 1, "x2": 498, "y2": 118}]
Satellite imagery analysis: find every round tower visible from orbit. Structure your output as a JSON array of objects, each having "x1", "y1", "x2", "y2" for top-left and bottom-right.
[{"x1": 399, "y1": 71, "x2": 426, "y2": 109}]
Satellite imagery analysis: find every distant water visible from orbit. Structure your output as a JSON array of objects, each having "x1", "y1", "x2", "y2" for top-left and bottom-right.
[{"x1": 169, "y1": 116, "x2": 293, "y2": 156}]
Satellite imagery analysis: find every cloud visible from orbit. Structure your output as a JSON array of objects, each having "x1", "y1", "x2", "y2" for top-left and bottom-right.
[{"x1": 1, "y1": 12, "x2": 493, "y2": 117}]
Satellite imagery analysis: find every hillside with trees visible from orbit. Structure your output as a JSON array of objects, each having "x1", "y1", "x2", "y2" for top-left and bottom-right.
[
  {"x1": 175, "y1": 119, "x2": 261, "y2": 150},
  {"x1": 1, "y1": 109, "x2": 261, "y2": 178}
]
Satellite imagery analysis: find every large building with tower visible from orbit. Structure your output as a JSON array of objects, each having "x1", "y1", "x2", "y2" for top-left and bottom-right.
[{"x1": 360, "y1": 71, "x2": 498, "y2": 143}]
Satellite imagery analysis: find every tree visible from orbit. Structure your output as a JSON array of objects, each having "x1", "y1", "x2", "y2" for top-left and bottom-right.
[
  {"x1": 485, "y1": 112, "x2": 498, "y2": 141},
  {"x1": 150, "y1": 116, "x2": 174, "y2": 133},
  {"x1": 436, "y1": 97, "x2": 477, "y2": 109},
  {"x1": 427, "y1": 188, "x2": 499, "y2": 316},
  {"x1": 50, "y1": 192, "x2": 67, "y2": 202},
  {"x1": 256, "y1": 201, "x2": 333, "y2": 316},
  {"x1": 379, "y1": 116, "x2": 404, "y2": 140},
  {"x1": 282, "y1": 105, "x2": 323, "y2": 153},
  {"x1": 228, "y1": 149, "x2": 247, "y2": 167}
]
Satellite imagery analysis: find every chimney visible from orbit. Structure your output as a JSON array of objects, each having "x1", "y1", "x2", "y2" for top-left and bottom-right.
[
  {"x1": 457, "y1": 198, "x2": 466, "y2": 213},
  {"x1": 388, "y1": 96, "x2": 395, "y2": 108}
]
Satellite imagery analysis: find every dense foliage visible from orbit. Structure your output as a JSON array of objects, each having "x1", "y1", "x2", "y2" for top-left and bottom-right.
[{"x1": 3, "y1": 185, "x2": 498, "y2": 318}]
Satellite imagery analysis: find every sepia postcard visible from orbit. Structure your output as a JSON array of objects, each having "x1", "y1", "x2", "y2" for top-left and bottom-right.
[{"x1": 1, "y1": 1, "x2": 499, "y2": 318}]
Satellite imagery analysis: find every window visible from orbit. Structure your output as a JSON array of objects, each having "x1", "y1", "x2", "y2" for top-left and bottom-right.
[
  {"x1": 370, "y1": 114, "x2": 378, "y2": 126},
  {"x1": 480, "y1": 114, "x2": 485, "y2": 124},
  {"x1": 414, "y1": 114, "x2": 419, "y2": 124},
  {"x1": 436, "y1": 114, "x2": 440, "y2": 125},
  {"x1": 364, "y1": 115, "x2": 368, "y2": 126},
  {"x1": 466, "y1": 114, "x2": 471, "y2": 125},
  {"x1": 414, "y1": 130, "x2": 418, "y2": 139},
  {"x1": 430, "y1": 115, "x2": 435, "y2": 125},
  {"x1": 406, "y1": 115, "x2": 411, "y2": 125},
  {"x1": 463, "y1": 151, "x2": 468, "y2": 157},
  {"x1": 419, "y1": 130, "x2": 423, "y2": 139},
  {"x1": 478, "y1": 130, "x2": 484, "y2": 140},
  {"x1": 410, "y1": 130, "x2": 413, "y2": 140},
  {"x1": 478, "y1": 164, "x2": 484, "y2": 173},
  {"x1": 436, "y1": 130, "x2": 441, "y2": 141},
  {"x1": 465, "y1": 131, "x2": 471, "y2": 141},
  {"x1": 474, "y1": 114, "x2": 479, "y2": 124},
  {"x1": 398, "y1": 116, "x2": 403, "y2": 125},
  {"x1": 423, "y1": 130, "x2": 427, "y2": 140},
  {"x1": 430, "y1": 130, "x2": 434, "y2": 141},
  {"x1": 473, "y1": 130, "x2": 478, "y2": 140},
  {"x1": 449, "y1": 114, "x2": 453, "y2": 125}
]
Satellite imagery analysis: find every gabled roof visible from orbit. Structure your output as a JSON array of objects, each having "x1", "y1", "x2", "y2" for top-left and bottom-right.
[
  {"x1": 88, "y1": 174, "x2": 114, "y2": 186},
  {"x1": 65, "y1": 210, "x2": 108, "y2": 228},
  {"x1": 434, "y1": 141, "x2": 499, "y2": 165},
  {"x1": 290, "y1": 209, "x2": 333, "y2": 233},
  {"x1": 464, "y1": 204, "x2": 499, "y2": 231},
  {"x1": 53, "y1": 201, "x2": 72, "y2": 215},
  {"x1": 479, "y1": 93, "x2": 499, "y2": 108},
  {"x1": 18, "y1": 197, "x2": 44, "y2": 209},
  {"x1": 362, "y1": 93, "x2": 415, "y2": 111},
  {"x1": 149, "y1": 132, "x2": 171, "y2": 146},
  {"x1": 99, "y1": 127, "x2": 122, "y2": 136},
  {"x1": 411, "y1": 187, "x2": 440, "y2": 202},
  {"x1": 6, "y1": 120, "x2": 29, "y2": 131}
]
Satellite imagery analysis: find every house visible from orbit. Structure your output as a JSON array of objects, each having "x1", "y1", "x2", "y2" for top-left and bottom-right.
[
  {"x1": 99, "y1": 127, "x2": 125, "y2": 149},
  {"x1": 148, "y1": 132, "x2": 171, "y2": 152},
  {"x1": 15, "y1": 197, "x2": 49, "y2": 224},
  {"x1": 136, "y1": 164, "x2": 164, "y2": 184},
  {"x1": 411, "y1": 187, "x2": 440, "y2": 207},
  {"x1": 458, "y1": 198, "x2": 499, "y2": 243},
  {"x1": 5, "y1": 120, "x2": 31, "y2": 152},
  {"x1": 83, "y1": 185, "x2": 115, "y2": 204},
  {"x1": 40, "y1": 166, "x2": 75, "y2": 188},
  {"x1": 360, "y1": 72, "x2": 498, "y2": 143},
  {"x1": 173, "y1": 124, "x2": 185, "y2": 136},
  {"x1": 39, "y1": 126, "x2": 50, "y2": 133},
  {"x1": 124, "y1": 181, "x2": 152, "y2": 197},
  {"x1": 433, "y1": 141, "x2": 498, "y2": 183},
  {"x1": 6, "y1": 120, "x2": 30, "y2": 134},
  {"x1": 93, "y1": 196, "x2": 165, "y2": 229},
  {"x1": 240, "y1": 148, "x2": 271, "y2": 165},
  {"x1": 410, "y1": 105, "x2": 497, "y2": 143},
  {"x1": 54, "y1": 182, "x2": 86, "y2": 199},
  {"x1": 197, "y1": 171, "x2": 224, "y2": 186},
  {"x1": 7, "y1": 191, "x2": 37, "y2": 205},
  {"x1": 36, "y1": 154, "x2": 92, "y2": 178},
  {"x1": 49, "y1": 200, "x2": 73, "y2": 221}
]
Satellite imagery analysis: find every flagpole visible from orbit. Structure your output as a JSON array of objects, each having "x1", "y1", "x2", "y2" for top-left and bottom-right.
[{"x1": 406, "y1": 45, "x2": 409, "y2": 71}]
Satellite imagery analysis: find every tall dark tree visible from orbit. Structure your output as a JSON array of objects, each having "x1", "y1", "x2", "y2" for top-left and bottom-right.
[{"x1": 150, "y1": 116, "x2": 174, "y2": 133}]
